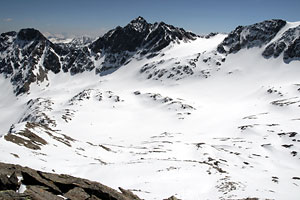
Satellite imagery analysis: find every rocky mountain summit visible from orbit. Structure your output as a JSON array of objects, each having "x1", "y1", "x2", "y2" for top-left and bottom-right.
[
  {"x1": 88, "y1": 16, "x2": 198, "y2": 74},
  {"x1": 90, "y1": 16, "x2": 197, "y2": 54}
]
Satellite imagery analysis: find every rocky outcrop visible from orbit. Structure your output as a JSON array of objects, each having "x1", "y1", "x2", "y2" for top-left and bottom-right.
[
  {"x1": 262, "y1": 25, "x2": 300, "y2": 63},
  {"x1": 217, "y1": 19, "x2": 286, "y2": 54},
  {"x1": 217, "y1": 19, "x2": 300, "y2": 63},
  {"x1": 0, "y1": 162, "x2": 141, "y2": 200}
]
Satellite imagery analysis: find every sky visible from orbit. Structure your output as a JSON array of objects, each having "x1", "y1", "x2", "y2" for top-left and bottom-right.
[{"x1": 0, "y1": 0, "x2": 299, "y2": 38}]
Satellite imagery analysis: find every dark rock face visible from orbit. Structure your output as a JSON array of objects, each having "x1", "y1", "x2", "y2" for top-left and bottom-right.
[
  {"x1": 262, "y1": 25, "x2": 300, "y2": 63},
  {"x1": 43, "y1": 50, "x2": 61, "y2": 74},
  {"x1": 0, "y1": 31, "x2": 17, "y2": 38},
  {"x1": 0, "y1": 162, "x2": 141, "y2": 200},
  {"x1": 0, "y1": 28, "x2": 53, "y2": 94},
  {"x1": 17, "y1": 28, "x2": 46, "y2": 41},
  {"x1": 284, "y1": 37, "x2": 300, "y2": 63},
  {"x1": 217, "y1": 19, "x2": 286, "y2": 54},
  {"x1": 0, "y1": 173, "x2": 19, "y2": 191},
  {"x1": 217, "y1": 19, "x2": 300, "y2": 63}
]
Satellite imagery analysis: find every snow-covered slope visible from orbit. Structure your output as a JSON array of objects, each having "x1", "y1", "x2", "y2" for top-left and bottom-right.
[{"x1": 0, "y1": 18, "x2": 300, "y2": 200}]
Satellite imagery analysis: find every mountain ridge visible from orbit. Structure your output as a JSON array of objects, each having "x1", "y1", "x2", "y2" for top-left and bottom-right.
[
  {"x1": 0, "y1": 18, "x2": 299, "y2": 95},
  {"x1": 0, "y1": 17, "x2": 201, "y2": 95}
]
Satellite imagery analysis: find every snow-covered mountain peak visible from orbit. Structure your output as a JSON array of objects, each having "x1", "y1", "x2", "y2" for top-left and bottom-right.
[
  {"x1": 90, "y1": 17, "x2": 197, "y2": 55},
  {"x1": 131, "y1": 16, "x2": 147, "y2": 23}
]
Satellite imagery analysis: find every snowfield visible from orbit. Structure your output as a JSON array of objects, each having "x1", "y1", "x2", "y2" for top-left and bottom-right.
[{"x1": 0, "y1": 21, "x2": 300, "y2": 200}]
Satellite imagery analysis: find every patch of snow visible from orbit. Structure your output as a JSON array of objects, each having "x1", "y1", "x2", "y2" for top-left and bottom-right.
[{"x1": 17, "y1": 184, "x2": 27, "y2": 193}]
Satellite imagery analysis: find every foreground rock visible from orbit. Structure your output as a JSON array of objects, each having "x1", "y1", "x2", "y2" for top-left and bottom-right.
[{"x1": 0, "y1": 162, "x2": 141, "y2": 200}]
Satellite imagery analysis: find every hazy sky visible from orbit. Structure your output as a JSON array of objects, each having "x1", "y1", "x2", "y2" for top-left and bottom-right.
[{"x1": 0, "y1": 0, "x2": 299, "y2": 38}]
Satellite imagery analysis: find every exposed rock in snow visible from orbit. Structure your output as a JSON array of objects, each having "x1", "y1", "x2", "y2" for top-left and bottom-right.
[
  {"x1": 263, "y1": 25, "x2": 300, "y2": 63},
  {"x1": 217, "y1": 19, "x2": 287, "y2": 54}
]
